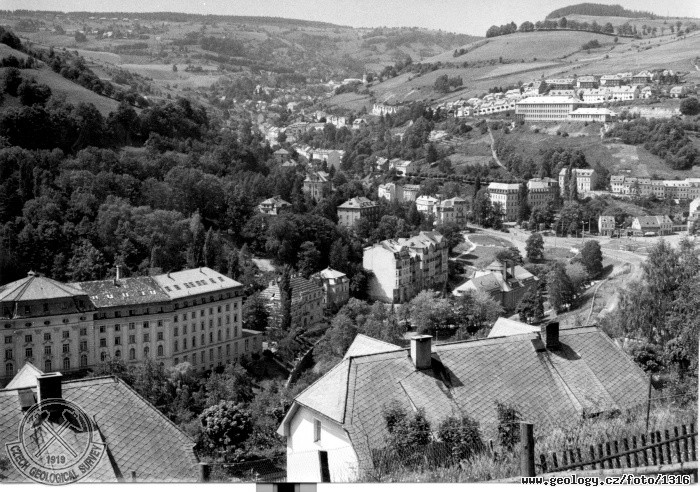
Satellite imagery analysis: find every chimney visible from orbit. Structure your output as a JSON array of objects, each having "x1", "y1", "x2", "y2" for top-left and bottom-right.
[
  {"x1": 542, "y1": 321, "x2": 560, "y2": 350},
  {"x1": 410, "y1": 335, "x2": 432, "y2": 370},
  {"x1": 37, "y1": 372, "x2": 63, "y2": 402},
  {"x1": 114, "y1": 264, "x2": 121, "y2": 286}
]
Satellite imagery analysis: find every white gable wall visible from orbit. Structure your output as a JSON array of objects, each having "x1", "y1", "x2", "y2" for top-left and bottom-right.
[{"x1": 286, "y1": 406, "x2": 359, "y2": 482}]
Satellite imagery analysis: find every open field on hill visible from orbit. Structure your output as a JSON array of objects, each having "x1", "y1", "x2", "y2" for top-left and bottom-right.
[
  {"x1": 496, "y1": 126, "x2": 700, "y2": 179},
  {"x1": 425, "y1": 31, "x2": 632, "y2": 64},
  {"x1": 0, "y1": 66, "x2": 120, "y2": 115}
]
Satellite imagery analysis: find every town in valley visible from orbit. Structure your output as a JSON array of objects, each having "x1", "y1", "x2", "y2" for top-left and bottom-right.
[{"x1": 0, "y1": 1, "x2": 698, "y2": 485}]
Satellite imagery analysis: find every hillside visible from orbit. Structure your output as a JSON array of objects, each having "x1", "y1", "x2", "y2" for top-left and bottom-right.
[{"x1": 327, "y1": 28, "x2": 700, "y2": 109}]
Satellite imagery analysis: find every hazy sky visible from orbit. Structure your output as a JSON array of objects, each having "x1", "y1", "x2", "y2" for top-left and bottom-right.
[{"x1": 4, "y1": 0, "x2": 699, "y2": 36}]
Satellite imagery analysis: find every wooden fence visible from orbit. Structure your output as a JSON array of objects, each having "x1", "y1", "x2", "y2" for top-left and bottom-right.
[{"x1": 537, "y1": 423, "x2": 697, "y2": 474}]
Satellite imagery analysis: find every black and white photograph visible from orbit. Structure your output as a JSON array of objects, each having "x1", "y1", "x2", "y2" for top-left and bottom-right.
[{"x1": 0, "y1": 0, "x2": 698, "y2": 488}]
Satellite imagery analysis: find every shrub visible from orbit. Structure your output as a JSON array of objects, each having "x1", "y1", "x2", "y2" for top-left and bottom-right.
[
  {"x1": 496, "y1": 401, "x2": 522, "y2": 450},
  {"x1": 437, "y1": 415, "x2": 484, "y2": 460}
]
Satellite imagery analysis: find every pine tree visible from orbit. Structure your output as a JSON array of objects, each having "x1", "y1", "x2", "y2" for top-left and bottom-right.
[
  {"x1": 517, "y1": 183, "x2": 530, "y2": 223},
  {"x1": 279, "y1": 266, "x2": 293, "y2": 331}
]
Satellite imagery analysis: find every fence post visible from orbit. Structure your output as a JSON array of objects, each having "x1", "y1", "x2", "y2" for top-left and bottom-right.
[
  {"x1": 520, "y1": 422, "x2": 536, "y2": 477},
  {"x1": 645, "y1": 376, "x2": 653, "y2": 431},
  {"x1": 199, "y1": 463, "x2": 211, "y2": 483}
]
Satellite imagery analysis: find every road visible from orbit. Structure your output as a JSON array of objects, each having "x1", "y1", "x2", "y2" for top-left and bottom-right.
[{"x1": 487, "y1": 126, "x2": 506, "y2": 168}]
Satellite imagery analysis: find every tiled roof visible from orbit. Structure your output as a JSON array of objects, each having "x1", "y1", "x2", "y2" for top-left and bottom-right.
[
  {"x1": 152, "y1": 267, "x2": 242, "y2": 300},
  {"x1": 0, "y1": 274, "x2": 86, "y2": 302},
  {"x1": 259, "y1": 196, "x2": 292, "y2": 207},
  {"x1": 344, "y1": 334, "x2": 402, "y2": 359},
  {"x1": 285, "y1": 328, "x2": 648, "y2": 473},
  {"x1": 260, "y1": 276, "x2": 322, "y2": 304},
  {"x1": 314, "y1": 268, "x2": 347, "y2": 280},
  {"x1": 0, "y1": 373, "x2": 199, "y2": 482},
  {"x1": 76, "y1": 276, "x2": 171, "y2": 308}
]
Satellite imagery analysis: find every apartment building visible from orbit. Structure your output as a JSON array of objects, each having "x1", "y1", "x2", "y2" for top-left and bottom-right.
[
  {"x1": 260, "y1": 275, "x2": 324, "y2": 329},
  {"x1": 259, "y1": 196, "x2": 292, "y2": 215},
  {"x1": 337, "y1": 197, "x2": 380, "y2": 229},
  {"x1": 558, "y1": 168, "x2": 597, "y2": 196},
  {"x1": 598, "y1": 216, "x2": 616, "y2": 236},
  {"x1": 611, "y1": 176, "x2": 700, "y2": 200},
  {"x1": 527, "y1": 178, "x2": 558, "y2": 209},
  {"x1": 0, "y1": 268, "x2": 260, "y2": 382},
  {"x1": 311, "y1": 268, "x2": 350, "y2": 311},
  {"x1": 568, "y1": 108, "x2": 617, "y2": 122},
  {"x1": 415, "y1": 195, "x2": 441, "y2": 216},
  {"x1": 378, "y1": 182, "x2": 403, "y2": 202},
  {"x1": 487, "y1": 182, "x2": 521, "y2": 222},
  {"x1": 402, "y1": 184, "x2": 421, "y2": 202},
  {"x1": 363, "y1": 231, "x2": 448, "y2": 303},
  {"x1": 436, "y1": 197, "x2": 469, "y2": 226}
]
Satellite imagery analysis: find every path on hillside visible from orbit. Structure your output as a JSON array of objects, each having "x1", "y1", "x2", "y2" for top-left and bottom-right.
[{"x1": 487, "y1": 127, "x2": 506, "y2": 168}]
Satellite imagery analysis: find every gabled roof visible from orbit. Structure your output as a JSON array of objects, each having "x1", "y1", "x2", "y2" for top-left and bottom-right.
[
  {"x1": 0, "y1": 370, "x2": 199, "y2": 482},
  {"x1": 281, "y1": 328, "x2": 648, "y2": 474},
  {"x1": 314, "y1": 268, "x2": 347, "y2": 280},
  {"x1": 4, "y1": 362, "x2": 43, "y2": 389},
  {"x1": 259, "y1": 196, "x2": 292, "y2": 207},
  {"x1": 344, "y1": 334, "x2": 402, "y2": 359},
  {"x1": 488, "y1": 317, "x2": 540, "y2": 338}
]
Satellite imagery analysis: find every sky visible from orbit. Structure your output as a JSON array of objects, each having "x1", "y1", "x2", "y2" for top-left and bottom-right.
[{"x1": 3, "y1": 0, "x2": 699, "y2": 36}]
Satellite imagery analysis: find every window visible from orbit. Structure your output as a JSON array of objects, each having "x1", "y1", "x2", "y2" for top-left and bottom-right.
[
  {"x1": 157, "y1": 332, "x2": 163, "y2": 341},
  {"x1": 174, "y1": 357, "x2": 179, "y2": 365},
  {"x1": 114, "y1": 324, "x2": 121, "y2": 332},
  {"x1": 128, "y1": 335, "x2": 136, "y2": 344},
  {"x1": 183, "y1": 325, "x2": 188, "y2": 335},
  {"x1": 99, "y1": 338, "x2": 107, "y2": 348},
  {"x1": 217, "y1": 306, "x2": 222, "y2": 313},
  {"x1": 63, "y1": 357, "x2": 70, "y2": 370},
  {"x1": 45, "y1": 360, "x2": 52, "y2": 372},
  {"x1": 201, "y1": 334, "x2": 205, "y2": 345},
  {"x1": 226, "y1": 328, "x2": 230, "y2": 339},
  {"x1": 200, "y1": 322, "x2": 204, "y2": 331},
  {"x1": 217, "y1": 331, "x2": 222, "y2": 342},
  {"x1": 226, "y1": 315, "x2": 230, "y2": 325},
  {"x1": 226, "y1": 344, "x2": 230, "y2": 355},
  {"x1": 25, "y1": 348, "x2": 33, "y2": 358},
  {"x1": 209, "y1": 332, "x2": 213, "y2": 343},
  {"x1": 6, "y1": 362, "x2": 14, "y2": 375},
  {"x1": 144, "y1": 346, "x2": 150, "y2": 357},
  {"x1": 209, "y1": 348, "x2": 213, "y2": 360},
  {"x1": 225, "y1": 304, "x2": 230, "y2": 312},
  {"x1": 209, "y1": 320, "x2": 213, "y2": 329},
  {"x1": 79, "y1": 354, "x2": 87, "y2": 367},
  {"x1": 129, "y1": 323, "x2": 135, "y2": 330},
  {"x1": 313, "y1": 419, "x2": 321, "y2": 442},
  {"x1": 114, "y1": 337, "x2": 121, "y2": 346},
  {"x1": 80, "y1": 341, "x2": 87, "y2": 351},
  {"x1": 157, "y1": 320, "x2": 163, "y2": 327},
  {"x1": 174, "y1": 315, "x2": 178, "y2": 323},
  {"x1": 25, "y1": 334, "x2": 32, "y2": 343},
  {"x1": 157, "y1": 345, "x2": 164, "y2": 357},
  {"x1": 192, "y1": 336, "x2": 196, "y2": 348},
  {"x1": 174, "y1": 326, "x2": 178, "y2": 337},
  {"x1": 217, "y1": 346, "x2": 222, "y2": 359},
  {"x1": 5, "y1": 349, "x2": 13, "y2": 360},
  {"x1": 44, "y1": 346, "x2": 52, "y2": 356},
  {"x1": 3, "y1": 335, "x2": 11, "y2": 344},
  {"x1": 217, "y1": 318, "x2": 221, "y2": 327},
  {"x1": 174, "y1": 341, "x2": 179, "y2": 352},
  {"x1": 80, "y1": 327, "x2": 87, "y2": 336},
  {"x1": 143, "y1": 321, "x2": 149, "y2": 328},
  {"x1": 115, "y1": 311, "x2": 121, "y2": 318},
  {"x1": 99, "y1": 325, "x2": 106, "y2": 333},
  {"x1": 129, "y1": 348, "x2": 135, "y2": 360},
  {"x1": 100, "y1": 352, "x2": 107, "y2": 362},
  {"x1": 63, "y1": 344, "x2": 69, "y2": 354},
  {"x1": 192, "y1": 353, "x2": 196, "y2": 364},
  {"x1": 62, "y1": 331, "x2": 69, "y2": 339},
  {"x1": 183, "y1": 339, "x2": 187, "y2": 349},
  {"x1": 143, "y1": 334, "x2": 150, "y2": 343}
]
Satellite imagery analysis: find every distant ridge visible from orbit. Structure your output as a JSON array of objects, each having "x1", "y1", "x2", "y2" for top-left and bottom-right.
[
  {"x1": 3, "y1": 10, "x2": 347, "y2": 29},
  {"x1": 546, "y1": 3, "x2": 659, "y2": 20}
]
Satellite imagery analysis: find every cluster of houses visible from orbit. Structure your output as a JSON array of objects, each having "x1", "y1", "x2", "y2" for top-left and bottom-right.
[{"x1": 610, "y1": 175, "x2": 700, "y2": 200}]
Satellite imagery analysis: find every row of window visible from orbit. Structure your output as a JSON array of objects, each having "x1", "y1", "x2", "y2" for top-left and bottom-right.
[
  {"x1": 5, "y1": 355, "x2": 88, "y2": 376},
  {"x1": 172, "y1": 302, "x2": 238, "y2": 323},
  {"x1": 2, "y1": 300, "x2": 87, "y2": 317},
  {"x1": 172, "y1": 339, "x2": 250, "y2": 365}
]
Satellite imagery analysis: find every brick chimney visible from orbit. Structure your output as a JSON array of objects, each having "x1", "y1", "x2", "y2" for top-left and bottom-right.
[
  {"x1": 541, "y1": 321, "x2": 560, "y2": 350},
  {"x1": 37, "y1": 372, "x2": 63, "y2": 402},
  {"x1": 410, "y1": 335, "x2": 432, "y2": 370}
]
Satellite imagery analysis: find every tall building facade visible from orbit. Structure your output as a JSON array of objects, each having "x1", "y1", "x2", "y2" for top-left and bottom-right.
[
  {"x1": 487, "y1": 183, "x2": 521, "y2": 222},
  {"x1": 363, "y1": 231, "x2": 448, "y2": 303},
  {"x1": 0, "y1": 268, "x2": 261, "y2": 383},
  {"x1": 337, "y1": 197, "x2": 380, "y2": 229}
]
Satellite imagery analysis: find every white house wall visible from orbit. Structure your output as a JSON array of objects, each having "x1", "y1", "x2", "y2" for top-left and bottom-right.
[{"x1": 286, "y1": 406, "x2": 359, "y2": 482}]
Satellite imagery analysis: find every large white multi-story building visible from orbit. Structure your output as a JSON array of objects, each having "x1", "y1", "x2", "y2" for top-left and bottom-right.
[
  {"x1": 363, "y1": 232, "x2": 448, "y2": 304},
  {"x1": 515, "y1": 96, "x2": 581, "y2": 121},
  {"x1": 527, "y1": 178, "x2": 558, "y2": 209},
  {"x1": 0, "y1": 268, "x2": 261, "y2": 382}
]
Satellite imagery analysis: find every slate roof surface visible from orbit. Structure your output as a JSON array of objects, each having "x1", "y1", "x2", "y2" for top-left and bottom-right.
[
  {"x1": 4, "y1": 362, "x2": 43, "y2": 389},
  {"x1": 343, "y1": 334, "x2": 401, "y2": 359},
  {"x1": 286, "y1": 328, "x2": 649, "y2": 473},
  {"x1": 76, "y1": 276, "x2": 171, "y2": 308},
  {"x1": 0, "y1": 374, "x2": 199, "y2": 482},
  {"x1": 338, "y1": 197, "x2": 377, "y2": 209}
]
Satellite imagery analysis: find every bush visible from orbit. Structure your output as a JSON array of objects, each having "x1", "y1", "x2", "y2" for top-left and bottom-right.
[
  {"x1": 437, "y1": 415, "x2": 484, "y2": 460},
  {"x1": 496, "y1": 401, "x2": 522, "y2": 451}
]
